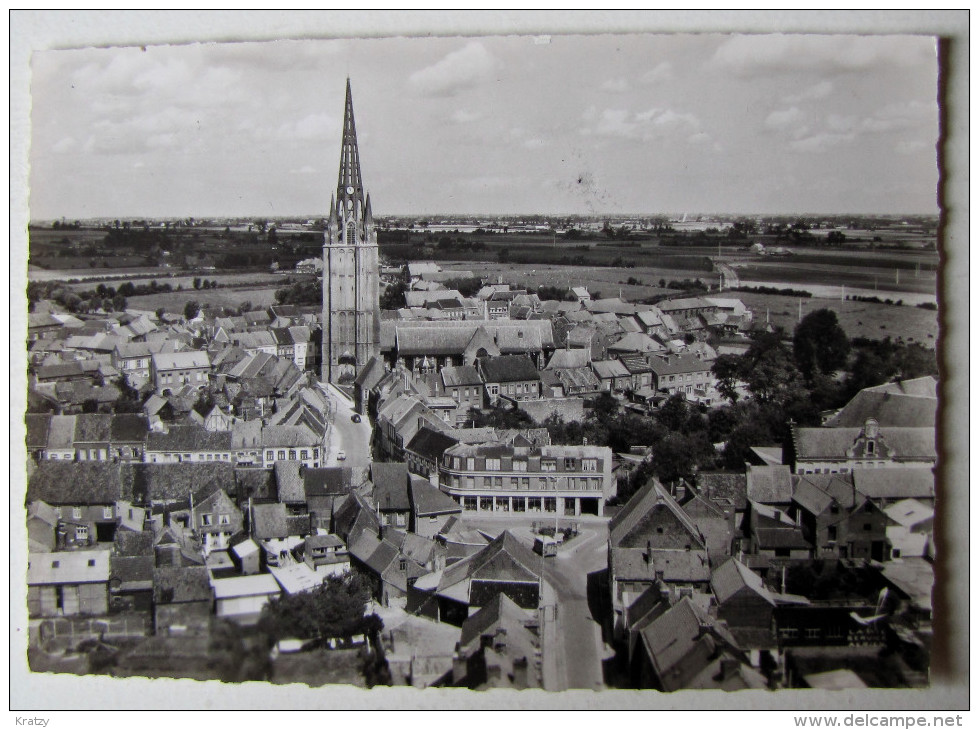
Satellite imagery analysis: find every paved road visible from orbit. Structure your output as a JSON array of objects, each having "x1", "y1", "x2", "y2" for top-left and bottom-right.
[
  {"x1": 318, "y1": 383, "x2": 373, "y2": 467},
  {"x1": 463, "y1": 517, "x2": 611, "y2": 690}
]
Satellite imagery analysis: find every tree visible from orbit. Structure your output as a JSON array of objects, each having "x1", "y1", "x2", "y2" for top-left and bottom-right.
[
  {"x1": 193, "y1": 277, "x2": 201, "y2": 290},
  {"x1": 793, "y1": 308, "x2": 851, "y2": 379},
  {"x1": 711, "y1": 354, "x2": 743, "y2": 403},
  {"x1": 183, "y1": 299, "x2": 201, "y2": 320},
  {"x1": 469, "y1": 403, "x2": 535, "y2": 430},
  {"x1": 259, "y1": 573, "x2": 380, "y2": 643}
]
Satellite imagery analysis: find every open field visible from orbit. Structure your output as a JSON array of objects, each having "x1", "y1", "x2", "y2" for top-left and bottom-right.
[
  {"x1": 734, "y1": 291, "x2": 939, "y2": 344},
  {"x1": 125, "y1": 285, "x2": 282, "y2": 314}
]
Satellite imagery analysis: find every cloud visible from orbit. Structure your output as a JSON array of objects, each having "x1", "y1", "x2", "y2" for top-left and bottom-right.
[
  {"x1": 709, "y1": 34, "x2": 935, "y2": 77},
  {"x1": 583, "y1": 106, "x2": 701, "y2": 141},
  {"x1": 601, "y1": 78, "x2": 629, "y2": 93},
  {"x1": 687, "y1": 132, "x2": 711, "y2": 145},
  {"x1": 451, "y1": 109, "x2": 482, "y2": 124},
  {"x1": 409, "y1": 41, "x2": 499, "y2": 97},
  {"x1": 290, "y1": 165, "x2": 317, "y2": 174},
  {"x1": 640, "y1": 61, "x2": 673, "y2": 85},
  {"x1": 790, "y1": 132, "x2": 855, "y2": 152},
  {"x1": 274, "y1": 112, "x2": 338, "y2": 141},
  {"x1": 765, "y1": 106, "x2": 806, "y2": 132},
  {"x1": 785, "y1": 80, "x2": 834, "y2": 104}
]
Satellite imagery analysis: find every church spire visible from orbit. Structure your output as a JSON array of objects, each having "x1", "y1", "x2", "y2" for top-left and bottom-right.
[{"x1": 336, "y1": 78, "x2": 364, "y2": 208}]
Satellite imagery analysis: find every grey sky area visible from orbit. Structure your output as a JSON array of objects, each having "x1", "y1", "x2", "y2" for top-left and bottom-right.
[{"x1": 29, "y1": 33, "x2": 939, "y2": 219}]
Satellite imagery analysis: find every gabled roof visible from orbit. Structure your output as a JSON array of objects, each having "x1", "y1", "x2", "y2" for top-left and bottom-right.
[
  {"x1": 459, "y1": 593, "x2": 534, "y2": 651},
  {"x1": 152, "y1": 350, "x2": 210, "y2": 371},
  {"x1": 152, "y1": 566, "x2": 212, "y2": 603},
  {"x1": 710, "y1": 558, "x2": 775, "y2": 607},
  {"x1": 824, "y1": 389, "x2": 937, "y2": 428},
  {"x1": 274, "y1": 461, "x2": 306, "y2": 503},
  {"x1": 28, "y1": 551, "x2": 111, "y2": 585},
  {"x1": 303, "y1": 467, "x2": 356, "y2": 498},
  {"x1": 883, "y1": 498, "x2": 934, "y2": 528},
  {"x1": 410, "y1": 477, "x2": 462, "y2": 517},
  {"x1": 371, "y1": 462, "x2": 410, "y2": 512},
  {"x1": 609, "y1": 479, "x2": 704, "y2": 549},
  {"x1": 791, "y1": 478, "x2": 837, "y2": 516},
  {"x1": 638, "y1": 597, "x2": 715, "y2": 684},
  {"x1": 865, "y1": 376, "x2": 938, "y2": 397},
  {"x1": 252, "y1": 502, "x2": 301, "y2": 540},
  {"x1": 477, "y1": 355, "x2": 540, "y2": 384},
  {"x1": 851, "y1": 467, "x2": 935, "y2": 500},
  {"x1": 110, "y1": 414, "x2": 149, "y2": 442},
  {"x1": 130, "y1": 462, "x2": 233, "y2": 504},
  {"x1": 792, "y1": 425, "x2": 936, "y2": 461},
  {"x1": 405, "y1": 427, "x2": 459, "y2": 463},
  {"x1": 590, "y1": 359, "x2": 630, "y2": 379},
  {"x1": 745, "y1": 464, "x2": 793, "y2": 504},
  {"x1": 25, "y1": 414, "x2": 52, "y2": 450},
  {"x1": 147, "y1": 424, "x2": 232, "y2": 452},
  {"x1": 437, "y1": 531, "x2": 542, "y2": 596},
  {"x1": 608, "y1": 332, "x2": 664, "y2": 354},
  {"x1": 73, "y1": 413, "x2": 112, "y2": 443},
  {"x1": 696, "y1": 472, "x2": 748, "y2": 511},
  {"x1": 46, "y1": 415, "x2": 77, "y2": 450},
  {"x1": 261, "y1": 424, "x2": 319, "y2": 448},
  {"x1": 28, "y1": 461, "x2": 132, "y2": 505},
  {"x1": 545, "y1": 348, "x2": 592, "y2": 370},
  {"x1": 440, "y1": 364, "x2": 482, "y2": 388}
]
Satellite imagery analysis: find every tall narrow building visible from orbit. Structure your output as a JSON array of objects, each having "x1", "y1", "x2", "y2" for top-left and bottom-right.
[{"x1": 322, "y1": 80, "x2": 381, "y2": 383}]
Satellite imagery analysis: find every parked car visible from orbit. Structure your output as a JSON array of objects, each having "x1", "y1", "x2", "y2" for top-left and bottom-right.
[
  {"x1": 336, "y1": 451, "x2": 346, "y2": 461},
  {"x1": 351, "y1": 414, "x2": 361, "y2": 423}
]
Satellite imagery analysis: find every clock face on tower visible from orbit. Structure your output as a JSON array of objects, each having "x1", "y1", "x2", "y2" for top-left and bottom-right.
[{"x1": 346, "y1": 186, "x2": 354, "y2": 195}]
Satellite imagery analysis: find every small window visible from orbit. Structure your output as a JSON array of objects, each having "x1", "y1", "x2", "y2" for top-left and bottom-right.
[
  {"x1": 202, "y1": 514, "x2": 213, "y2": 526},
  {"x1": 218, "y1": 514, "x2": 230, "y2": 525},
  {"x1": 88, "y1": 559, "x2": 96, "y2": 567},
  {"x1": 103, "y1": 506, "x2": 113, "y2": 520},
  {"x1": 72, "y1": 507, "x2": 82, "y2": 519},
  {"x1": 51, "y1": 560, "x2": 60, "y2": 568}
]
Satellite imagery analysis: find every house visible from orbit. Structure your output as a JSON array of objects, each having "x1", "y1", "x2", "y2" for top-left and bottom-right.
[
  {"x1": 193, "y1": 489, "x2": 244, "y2": 556},
  {"x1": 345, "y1": 530, "x2": 428, "y2": 608},
  {"x1": 251, "y1": 502, "x2": 310, "y2": 563},
  {"x1": 591, "y1": 359, "x2": 632, "y2": 392},
  {"x1": 112, "y1": 341, "x2": 154, "y2": 386},
  {"x1": 608, "y1": 480, "x2": 711, "y2": 634},
  {"x1": 303, "y1": 534, "x2": 350, "y2": 575},
  {"x1": 647, "y1": 353, "x2": 716, "y2": 400},
  {"x1": 791, "y1": 474, "x2": 890, "y2": 561},
  {"x1": 145, "y1": 424, "x2": 233, "y2": 464},
  {"x1": 823, "y1": 376, "x2": 937, "y2": 428},
  {"x1": 440, "y1": 365, "x2": 485, "y2": 420},
  {"x1": 884, "y1": 499, "x2": 934, "y2": 559},
  {"x1": 371, "y1": 462, "x2": 411, "y2": 531},
  {"x1": 409, "y1": 476, "x2": 463, "y2": 538},
  {"x1": 27, "y1": 461, "x2": 132, "y2": 547},
  {"x1": 789, "y1": 419, "x2": 937, "y2": 474},
  {"x1": 476, "y1": 355, "x2": 541, "y2": 405},
  {"x1": 745, "y1": 500, "x2": 813, "y2": 566},
  {"x1": 110, "y1": 414, "x2": 149, "y2": 461},
  {"x1": 303, "y1": 466, "x2": 362, "y2": 533},
  {"x1": 44, "y1": 414, "x2": 78, "y2": 460},
  {"x1": 629, "y1": 596, "x2": 765, "y2": 691},
  {"x1": 409, "y1": 531, "x2": 548, "y2": 625},
  {"x1": 27, "y1": 500, "x2": 60, "y2": 553},
  {"x1": 151, "y1": 565, "x2": 214, "y2": 634},
  {"x1": 27, "y1": 551, "x2": 111, "y2": 618},
  {"x1": 439, "y1": 442, "x2": 614, "y2": 517},
  {"x1": 109, "y1": 549, "x2": 156, "y2": 614},
  {"x1": 353, "y1": 355, "x2": 387, "y2": 415},
  {"x1": 405, "y1": 427, "x2": 459, "y2": 482},
  {"x1": 452, "y1": 593, "x2": 541, "y2": 689},
  {"x1": 850, "y1": 467, "x2": 936, "y2": 506},
  {"x1": 261, "y1": 424, "x2": 322, "y2": 468},
  {"x1": 212, "y1": 573, "x2": 281, "y2": 624},
  {"x1": 746, "y1": 464, "x2": 794, "y2": 507},
  {"x1": 151, "y1": 351, "x2": 211, "y2": 395},
  {"x1": 618, "y1": 354, "x2": 653, "y2": 391}
]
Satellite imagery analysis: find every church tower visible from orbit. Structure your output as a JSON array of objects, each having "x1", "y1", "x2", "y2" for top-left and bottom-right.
[{"x1": 322, "y1": 79, "x2": 381, "y2": 383}]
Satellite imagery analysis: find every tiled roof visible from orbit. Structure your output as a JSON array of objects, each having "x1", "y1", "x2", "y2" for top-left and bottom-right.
[
  {"x1": 647, "y1": 353, "x2": 711, "y2": 376},
  {"x1": 710, "y1": 558, "x2": 775, "y2": 606},
  {"x1": 152, "y1": 350, "x2": 210, "y2": 371},
  {"x1": 261, "y1": 424, "x2": 320, "y2": 448},
  {"x1": 438, "y1": 531, "x2": 541, "y2": 594},
  {"x1": 130, "y1": 462, "x2": 233, "y2": 504},
  {"x1": 252, "y1": 502, "x2": 292, "y2": 540},
  {"x1": 406, "y1": 427, "x2": 459, "y2": 463},
  {"x1": 865, "y1": 376, "x2": 937, "y2": 397},
  {"x1": 791, "y1": 478, "x2": 837, "y2": 516},
  {"x1": 850, "y1": 467, "x2": 935, "y2": 500},
  {"x1": 28, "y1": 461, "x2": 132, "y2": 505},
  {"x1": 110, "y1": 554, "x2": 155, "y2": 586},
  {"x1": 792, "y1": 426, "x2": 936, "y2": 461},
  {"x1": 25, "y1": 414, "x2": 52, "y2": 449},
  {"x1": 745, "y1": 465, "x2": 793, "y2": 504},
  {"x1": 610, "y1": 479, "x2": 704, "y2": 549},
  {"x1": 590, "y1": 359, "x2": 630, "y2": 379},
  {"x1": 610, "y1": 547, "x2": 711, "y2": 583},
  {"x1": 152, "y1": 566, "x2": 213, "y2": 603},
  {"x1": 695, "y1": 472, "x2": 748, "y2": 511},
  {"x1": 113, "y1": 529, "x2": 155, "y2": 557},
  {"x1": 371, "y1": 462, "x2": 410, "y2": 512},
  {"x1": 274, "y1": 461, "x2": 306, "y2": 503},
  {"x1": 28, "y1": 551, "x2": 111, "y2": 585},
  {"x1": 73, "y1": 413, "x2": 112, "y2": 443},
  {"x1": 304, "y1": 467, "x2": 357, "y2": 498},
  {"x1": 440, "y1": 365, "x2": 482, "y2": 388},
  {"x1": 824, "y1": 390, "x2": 937, "y2": 428},
  {"x1": 410, "y1": 477, "x2": 462, "y2": 517},
  {"x1": 608, "y1": 332, "x2": 664, "y2": 354},
  {"x1": 478, "y1": 355, "x2": 540, "y2": 384},
  {"x1": 110, "y1": 414, "x2": 149, "y2": 442},
  {"x1": 545, "y1": 348, "x2": 592, "y2": 370},
  {"x1": 459, "y1": 593, "x2": 534, "y2": 651},
  {"x1": 147, "y1": 424, "x2": 232, "y2": 452}
]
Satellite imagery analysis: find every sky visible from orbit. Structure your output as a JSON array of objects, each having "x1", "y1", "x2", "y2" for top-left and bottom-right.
[{"x1": 29, "y1": 33, "x2": 940, "y2": 219}]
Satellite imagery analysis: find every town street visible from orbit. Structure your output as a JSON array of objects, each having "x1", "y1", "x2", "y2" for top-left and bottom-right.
[
  {"x1": 319, "y1": 383, "x2": 372, "y2": 467},
  {"x1": 462, "y1": 515, "x2": 611, "y2": 690}
]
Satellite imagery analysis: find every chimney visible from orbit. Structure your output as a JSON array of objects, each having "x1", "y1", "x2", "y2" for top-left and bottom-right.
[{"x1": 645, "y1": 540, "x2": 652, "y2": 564}]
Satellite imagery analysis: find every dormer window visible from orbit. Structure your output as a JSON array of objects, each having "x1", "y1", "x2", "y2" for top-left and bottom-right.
[{"x1": 867, "y1": 440, "x2": 875, "y2": 455}]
